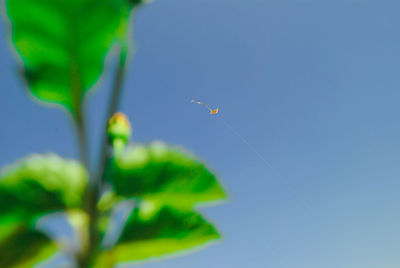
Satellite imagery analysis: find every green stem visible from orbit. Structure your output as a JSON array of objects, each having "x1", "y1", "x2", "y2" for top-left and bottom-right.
[
  {"x1": 98, "y1": 45, "x2": 128, "y2": 186},
  {"x1": 74, "y1": 107, "x2": 93, "y2": 268},
  {"x1": 75, "y1": 110, "x2": 90, "y2": 171},
  {"x1": 80, "y1": 8, "x2": 134, "y2": 266},
  {"x1": 78, "y1": 44, "x2": 129, "y2": 268}
]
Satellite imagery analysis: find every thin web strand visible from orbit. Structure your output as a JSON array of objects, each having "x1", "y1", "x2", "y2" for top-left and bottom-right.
[{"x1": 190, "y1": 100, "x2": 312, "y2": 212}]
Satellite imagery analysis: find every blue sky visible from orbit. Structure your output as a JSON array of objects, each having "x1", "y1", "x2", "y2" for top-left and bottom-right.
[{"x1": 2, "y1": 1, "x2": 400, "y2": 267}]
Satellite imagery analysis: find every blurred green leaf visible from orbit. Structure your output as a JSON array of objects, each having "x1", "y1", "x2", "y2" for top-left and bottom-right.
[
  {"x1": 0, "y1": 154, "x2": 88, "y2": 225},
  {"x1": 0, "y1": 226, "x2": 58, "y2": 267},
  {"x1": 98, "y1": 203, "x2": 220, "y2": 264},
  {"x1": 0, "y1": 154, "x2": 86, "y2": 266},
  {"x1": 109, "y1": 142, "x2": 227, "y2": 208},
  {"x1": 4, "y1": 0, "x2": 139, "y2": 116}
]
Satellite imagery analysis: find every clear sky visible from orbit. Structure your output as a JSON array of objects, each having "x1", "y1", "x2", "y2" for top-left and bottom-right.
[{"x1": 1, "y1": 1, "x2": 400, "y2": 268}]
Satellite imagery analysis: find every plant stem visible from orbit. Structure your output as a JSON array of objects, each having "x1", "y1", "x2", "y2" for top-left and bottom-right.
[
  {"x1": 79, "y1": 44, "x2": 129, "y2": 268},
  {"x1": 98, "y1": 44, "x2": 128, "y2": 186},
  {"x1": 74, "y1": 106, "x2": 93, "y2": 268},
  {"x1": 76, "y1": 110, "x2": 90, "y2": 171},
  {"x1": 80, "y1": 7, "x2": 134, "y2": 264}
]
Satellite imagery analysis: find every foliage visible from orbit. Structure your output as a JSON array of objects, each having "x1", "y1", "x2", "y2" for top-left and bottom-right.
[
  {"x1": 1, "y1": 0, "x2": 227, "y2": 267},
  {"x1": 5, "y1": 0, "x2": 134, "y2": 118},
  {"x1": 110, "y1": 142, "x2": 226, "y2": 208}
]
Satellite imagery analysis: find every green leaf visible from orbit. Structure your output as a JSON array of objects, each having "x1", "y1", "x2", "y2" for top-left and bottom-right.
[
  {"x1": 0, "y1": 154, "x2": 88, "y2": 224},
  {"x1": 0, "y1": 154, "x2": 85, "y2": 266},
  {"x1": 99, "y1": 203, "x2": 220, "y2": 264},
  {"x1": 0, "y1": 226, "x2": 58, "y2": 267},
  {"x1": 4, "y1": 0, "x2": 139, "y2": 115},
  {"x1": 109, "y1": 142, "x2": 227, "y2": 208}
]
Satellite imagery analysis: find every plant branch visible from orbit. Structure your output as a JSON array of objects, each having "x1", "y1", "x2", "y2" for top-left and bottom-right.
[
  {"x1": 98, "y1": 44, "x2": 129, "y2": 186},
  {"x1": 81, "y1": 9, "x2": 134, "y2": 266},
  {"x1": 75, "y1": 108, "x2": 90, "y2": 171},
  {"x1": 73, "y1": 104, "x2": 93, "y2": 268},
  {"x1": 78, "y1": 44, "x2": 129, "y2": 268}
]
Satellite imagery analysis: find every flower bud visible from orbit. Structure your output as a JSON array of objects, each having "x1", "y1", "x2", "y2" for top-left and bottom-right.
[{"x1": 107, "y1": 112, "x2": 132, "y2": 151}]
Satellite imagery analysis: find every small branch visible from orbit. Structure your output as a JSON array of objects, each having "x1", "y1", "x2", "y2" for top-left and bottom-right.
[
  {"x1": 78, "y1": 44, "x2": 129, "y2": 268},
  {"x1": 81, "y1": 10, "x2": 134, "y2": 267},
  {"x1": 73, "y1": 104, "x2": 93, "y2": 268},
  {"x1": 75, "y1": 109, "x2": 90, "y2": 171},
  {"x1": 97, "y1": 44, "x2": 129, "y2": 186}
]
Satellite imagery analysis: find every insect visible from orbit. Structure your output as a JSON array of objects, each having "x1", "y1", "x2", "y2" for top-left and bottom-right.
[
  {"x1": 190, "y1": 100, "x2": 219, "y2": 115},
  {"x1": 191, "y1": 99, "x2": 312, "y2": 211},
  {"x1": 191, "y1": 99, "x2": 277, "y2": 171}
]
